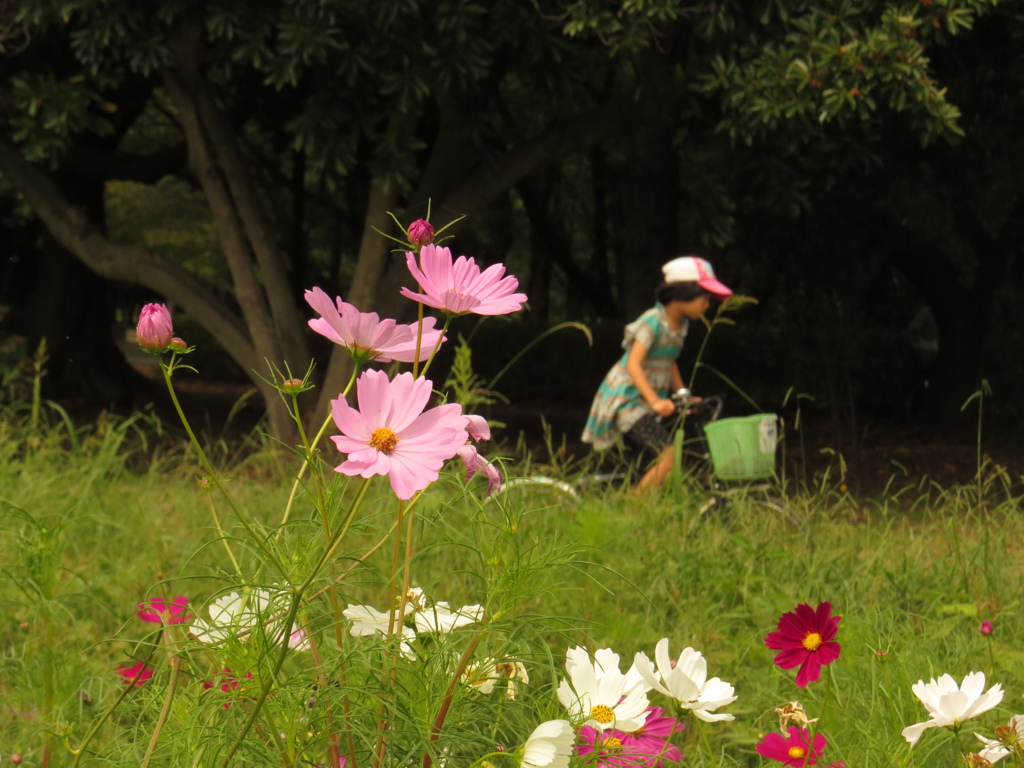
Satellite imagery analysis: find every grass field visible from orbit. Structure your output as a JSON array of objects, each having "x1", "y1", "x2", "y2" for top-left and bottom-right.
[{"x1": 2, "y1": 406, "x2": 1022, "y2": 768}]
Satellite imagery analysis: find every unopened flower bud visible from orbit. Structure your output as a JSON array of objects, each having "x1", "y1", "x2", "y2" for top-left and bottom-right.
[
  {"x1": 169, "y1": 337, "x2": 188, "y2": 352},
  {"x1": 407, "y1": 218, "x2": 435, "y2": 248},
  {"x1": 11, "y1": 754, "x2": 23, "y2": 764},
  {"x1": 980, "y1": 620, "x2": 993, "y2": 636},
  {"x1": 281, "y1": 378, "x2": 305, "y2": 394},
  {"x1": 874, "y1": 650, "x2": 889, "y2": 661},
  {"x1": 136, "y1": 303, "x2": 174, "y2": 352}
]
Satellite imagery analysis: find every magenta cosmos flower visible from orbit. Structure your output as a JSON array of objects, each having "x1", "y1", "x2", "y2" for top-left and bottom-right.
[
  {"x1": 400, "y1": 244, "x2": 527, "y2": 315},
  {"x1": 331, "y1": 369, "x2": 468, "y2": 500},
  {"x1": 755, "y1": 727, "x2": 842, "y2": 767},
  {"x1": 765, "y1": 601, "x2": 841, "y2": 688},
  {"x1": 137, "y1": 596, "x2": 192, "y2": 625},
  {"x1": 305, "y1": 287, "x2": 445, "y2": 364},
  {"x1": 118, "y1": 661, "x2": 154, "y2": 686},
  {"x1": 576, "y1": 707, "x2": 683, "y2": 768},
  {"x1": 136, "y1": 303, "x2": 173, "y2": 352}
]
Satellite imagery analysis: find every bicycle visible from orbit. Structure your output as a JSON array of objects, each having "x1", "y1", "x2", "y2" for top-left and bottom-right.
[{"x1": 494, "y1": 390, "x2": 795, "y2": 526}]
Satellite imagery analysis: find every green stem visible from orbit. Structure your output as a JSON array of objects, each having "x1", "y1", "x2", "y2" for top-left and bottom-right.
[
  {"x1": 204, "y1": 488, "x2": 241, "y2": 576},
  {"x1": 423, "y1": 632, "x2": 484, "y2": 768},
  {"x1": 693, "y1": 717, "x2": 716, "y2": 765},
  {"x1": 278, "y1": 364, "x2": 360, "y2": 533},
  {"x1": 140, "y1": 655, "x2": 182, "y2": 768},
  {"x1": 412, "y1": 301, "x2": 426, "y2": 378},
  {"x1": 300, "y1": 479, "x2": 372, "y2": 592},
  {"x1": 218, "y1": 591, "x2": 302, "y2": 768},
  {"x1": 373, "y1": 499, "x2": 408, "y2": 768},
  {"x1": 160, "y1": 362, "x2": 287, "y2": 578},
  {"x1": 70, "y1": 645, "x2": 159, "y2": 767},
  {"x1": 814, "y1": 665, "x2": 837, "y2": 739},
  {"x1": 418, "y1": 314, "x2": 454, "y2": 380}
]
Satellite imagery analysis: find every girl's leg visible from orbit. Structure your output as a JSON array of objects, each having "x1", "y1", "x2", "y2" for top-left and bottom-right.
[{"x1": 636, "y1": 445, "x2": 675, "y2": 491}]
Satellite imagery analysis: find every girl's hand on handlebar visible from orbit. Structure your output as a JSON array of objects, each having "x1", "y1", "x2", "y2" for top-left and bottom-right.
[{"x1": 653, "y1": 399, "x2": 677, "y2": 417}]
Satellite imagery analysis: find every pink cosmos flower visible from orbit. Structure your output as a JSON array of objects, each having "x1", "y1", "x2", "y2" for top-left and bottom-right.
[
  {"x1": 331, "y1": 370, "x2": 468, "y2": 500},
  {"x1": 457, "y1": 444, "x2": 501, "y2": 496},
  {"x1": 137, "y1": 596, "x2": 192, "y2": 625},
  {"x1": 400, "y1": 244, "x2": 527, "y2": 316},
  {"x1": 577, "y1": 708, "x2": 683, "y2": 768},
  {"x1": 136, "y1": 303, "x2": 173, "y2": 352},
  {"x1": 407, "y1": 218, "x2": 435, "y2": 248},
  {"x1": 305, "y1": 287, "x2": 445, "y2": 364},
  {"x1": 981, "y1": 620, "x2": 994, "y2": 636},
  {"x1": 465, "y1": 414, "x2": 491, "y2": 442},
  {"x1": 755, "y1": 727, "x2": 842, "y2": 767},
  {"x1": 765, "y1": 602, "x2": 842, "y2": 688},
  {"x1": 118, "y1": 661, "x2": 154, "y2": 686}
]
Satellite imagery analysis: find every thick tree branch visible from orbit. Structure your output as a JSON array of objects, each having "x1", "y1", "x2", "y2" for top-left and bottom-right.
[{"x1": 0, "y1": 136, "x2": 258, "y2": 374}]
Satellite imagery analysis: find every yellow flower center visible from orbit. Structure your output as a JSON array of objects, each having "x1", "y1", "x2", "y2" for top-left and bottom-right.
[
  {"x1": 369, "y1": 427, "x2": 399, "y2": 454},
  {"x1": 601, "y1": 737, "x2": 622, "y2": 750},
  {"x1": 590, "y1": 704, "x2": 615, "y2": 724},
  {"x1": 802, "y1": 632, "x2": 823, "y2": 651},
  {"x1": 788, "y1": 746, "x2": 806, "y2": 759}
]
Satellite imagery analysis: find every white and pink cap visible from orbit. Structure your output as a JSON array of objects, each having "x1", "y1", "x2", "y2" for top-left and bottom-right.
[{"x1": 661, "y1": 256, "x2": 733, "y2": 299}]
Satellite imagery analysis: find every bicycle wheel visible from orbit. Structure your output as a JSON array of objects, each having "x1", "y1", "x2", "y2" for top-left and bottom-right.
[{"x1": 488, "y1": 475, "x2": 581, "y2": 506}]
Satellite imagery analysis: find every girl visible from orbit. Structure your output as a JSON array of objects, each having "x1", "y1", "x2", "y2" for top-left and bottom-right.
[{"x1": 582, "y1": 256, "x2": 733, "y2": 490}]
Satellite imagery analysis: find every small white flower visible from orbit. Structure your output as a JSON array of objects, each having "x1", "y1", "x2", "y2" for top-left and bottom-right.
[
  {"x1": 343, "y1": 603, "x2": 416, "y2": 659},
  {"x1": 568, "y1": 647, "x2": 648, "y2": 694},
  {"x1": 557, "y1": 646, "x2": 649, "y2": 732},
  {"x1": 902, "y1": 672, "x2": 1004, "y2": 747},
  {"x1": 520, "y1": 719, "x2": 574, "y2": 768},
  {"x1": 976, "y1": 715, "x2": 1024, "y2": 763},
  {"x1": 413, "y1": 602, "x2": 484, "y2": 634},
  {"x1": 191, "y1": 589, "x2": 292, "y2": 646},
  {"x1": 634, "y1": 638, "x2": 737, "y2": 722},
  {"x1": 463, "y1": 658, "x2": 530, "y2": 699}
]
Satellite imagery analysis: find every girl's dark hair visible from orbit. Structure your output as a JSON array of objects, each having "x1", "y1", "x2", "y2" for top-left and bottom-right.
[{"x1": 655, "y1": 281, "x2": 710, "y2": 305}]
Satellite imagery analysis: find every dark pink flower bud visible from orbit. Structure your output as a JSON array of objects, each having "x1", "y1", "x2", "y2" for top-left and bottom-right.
[
  {"x1": 981, "y1": 620, "x2": 994, "y2": 636},
  {"x1": 407, "y1": 218, "x2": 435, "y2": 248},
  {"x1": 136, "y1": 303, "x2": 173, "y2": 352},
  {"x1": 11, "y1": 754, "x2": 23, "y2": 764},
  {"x1": 169, "y1": 337, "x2": 187, "y2": 352}
]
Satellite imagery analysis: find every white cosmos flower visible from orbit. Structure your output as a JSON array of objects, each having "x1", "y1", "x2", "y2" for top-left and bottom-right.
[
  {"x1": 520, "y1": 719, "x2": 574, "y2": 768},
  {"x1": 413, "y1": 602, "x2": 484, "y2": 633},
  {"x1": 557, "y1": 646, "x2": 649, "y2": 732},
  {"x1": 634, "y1": 638, "x2": 737, "y2": 722},
  {"x1": 902, "y1": 672, "x2": 1004, "y2": 746},
  {"x1": 463, "y1": 659, "x2": 530, "y2": 699},
  {"x1": 191, "y1": 589, "x2": 295, "y2": 646},
  {"x1": 977, "y1": 715, "x2": 1024, "y2": 763},
  {"x1": 343, "y1": 603, "x2": 416, "y2": 659},
  {"x1": 568, "y1": 647, "x2": 649, "y2": 695}
]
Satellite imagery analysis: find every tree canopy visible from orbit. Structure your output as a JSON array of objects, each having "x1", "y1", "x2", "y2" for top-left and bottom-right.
[{"x1": 0, "y1": 0, "x2": 1019, "y2": 438}]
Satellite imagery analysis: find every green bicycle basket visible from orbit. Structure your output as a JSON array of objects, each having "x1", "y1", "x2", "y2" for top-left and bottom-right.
[{"x1": 703, "y1": 414, "x2": 778, "y2": 481}]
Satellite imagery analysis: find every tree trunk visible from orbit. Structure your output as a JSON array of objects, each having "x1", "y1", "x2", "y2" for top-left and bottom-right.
[{"x1": 619, "y1": 47, "x2": 681, "y2": 320}]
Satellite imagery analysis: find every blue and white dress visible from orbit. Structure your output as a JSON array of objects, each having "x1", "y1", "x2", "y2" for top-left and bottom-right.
[{"x1": 581, "y1": 304, "x2": 687, "y2": 450}]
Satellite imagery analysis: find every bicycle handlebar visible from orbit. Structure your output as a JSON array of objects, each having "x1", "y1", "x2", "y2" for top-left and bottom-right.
[{"x1": 671, "y1": 389, "x2": 724, "y2": 423}]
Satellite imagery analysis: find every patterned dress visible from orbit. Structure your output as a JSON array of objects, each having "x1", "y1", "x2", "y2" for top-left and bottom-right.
[{"x1": 582, "y1": 304, "x2": 688, "y2": 450}]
